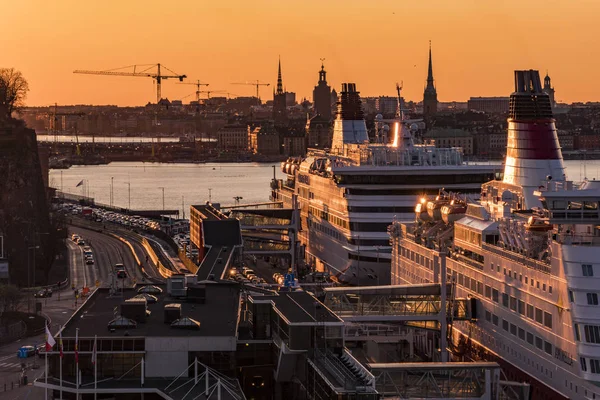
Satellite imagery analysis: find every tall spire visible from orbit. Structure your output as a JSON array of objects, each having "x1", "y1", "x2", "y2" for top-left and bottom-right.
[
  {"x1": 426, "y1": 40, "x2": 434, "y2": 87},
  {"x1": 276, "y1": 56, "x2": 284, "y2": 95}
]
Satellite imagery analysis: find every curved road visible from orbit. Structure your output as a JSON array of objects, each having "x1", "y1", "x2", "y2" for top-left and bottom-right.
[{"x1": 68, "y1": 226, "x2": 147, "y2": 288}]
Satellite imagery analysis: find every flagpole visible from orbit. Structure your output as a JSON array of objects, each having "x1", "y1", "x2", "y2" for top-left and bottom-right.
[
  {"x1": 94, "y1": 335, "x2": 97, "y2": 400},
  {"x1": 45, "y1": 327, "x2": 48, "y2": 400},
  {"x1": 59, "y1": 326, "x2": 63, "y2": 400},
  {"x1": 75, "y1": 328, "x2": 79, "y2": 389}
]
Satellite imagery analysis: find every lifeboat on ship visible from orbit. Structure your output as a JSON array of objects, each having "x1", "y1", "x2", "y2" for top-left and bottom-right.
[
  {"x1": 427, "y1": 196, "x2": 450, "y2": 220},
  {"x1": 415, "y1": 198, "x2": 432, "y2": 221},
  {"x1": 525, "y1": 216, "x2": 553, "y2": 232},
  {"x1": 441, "y1": 200, "x2": 468, "y2": 224}
]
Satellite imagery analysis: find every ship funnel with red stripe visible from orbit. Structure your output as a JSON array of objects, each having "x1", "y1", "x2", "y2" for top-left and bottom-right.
[{"x1": 502, "y1": 70, "x2": 565, "y2": 208}]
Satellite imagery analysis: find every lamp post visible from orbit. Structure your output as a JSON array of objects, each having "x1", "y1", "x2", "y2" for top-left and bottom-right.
[
  {"x1": 159, "y1": 187, "x2": 165, "y2": 211},
  {"x1": 126, "y1": 182, "x2": 131, "y2": 210},
  {"x1": 208, "y1": 188, "x2": 212, "y2": 203},
  {"x1": 110, "y1": 177, "x2": 114, "y2": 207}
]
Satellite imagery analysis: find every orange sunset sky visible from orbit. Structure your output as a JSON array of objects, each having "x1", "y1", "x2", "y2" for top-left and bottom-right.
[{"x1": 3, "y1": 0, "x2": 600, "y2": 106}]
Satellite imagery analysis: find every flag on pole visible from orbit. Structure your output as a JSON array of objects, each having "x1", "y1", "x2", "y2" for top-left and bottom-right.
[
  {"x1": 75, "y1": 328, "x2": 79, "y2": 364},
  {"x1": 59, "y1": 328, "x2": 64, "y2": 358},
  {"x1": 91, "y1": 336, "x2": 97, "y2": 365},
  {"x1": 76, "y1": 180, "x2": 84, "y2": 187},
  {"x1": 45, "y1": 324, "x2": 56, "y2": 351}
]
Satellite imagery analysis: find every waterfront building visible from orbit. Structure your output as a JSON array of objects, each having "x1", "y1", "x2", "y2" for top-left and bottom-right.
[
  {"x1": 543, "y1": 72, "x2": 556, "y2": 109},
  {"x1": 468, "y1": 97, "x2": 510, "y2": 114},
  {"x1": 423, "y1": 128, "x2": 474, "y2": 155},
  {"x1": 306, "y1": 114, "x2": 332, "y2": 149},
  {"x1": 217, "y1": 123, "x2": 249, "y2": 152}
]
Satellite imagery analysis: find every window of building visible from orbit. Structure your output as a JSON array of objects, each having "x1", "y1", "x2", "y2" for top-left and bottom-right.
[
  {"x1": 514, "y1": 272, "x2": 518, "y2": 279},
  {"x1": 535, "y1": 336, "x2": 543, "y2": 350},
  {"x1": 485, "y1": 310, "x2": 492, "y2": 322},
  {"x1": 492, "y1": 289, "x2": 499, "y2": 303},
  {"x1": 569, "y1": 290, "x2": 575, "y2": 303},
  {"x1": 471, "y1": 279, "x2": 477, "y2": 292},
  {"x1": 510, "y1": 296, "x2": 517, "y2": 311},
  {"x1": 549, "y1": 286, "x2": 553, "y2": 294},
  {"x1": 531, "y1": 279, "x2": 534, "y2": 287},
  {"x1": 492, "y1": 314, "x2": 499, "y2": 326},
  {"x1": 497, "y1": 265, "x2": 500, "y2": 272},
  {"x1": 502, "y1": 293, "x2": 509, "y2": 307},
  {"x1": 525, "y1": 277, "x2": 528, "y2": 284},
  {"x1": 585, "y1": 325, "x2": 600, "y2": 343},
  {"x1": 537, "y1": 281, "x2": 540, "y2": 289},
  {"x1": 583, "y1": 264, "x2": 594, "y2": 277},
  {"x1": 518, "y1": 300, "x2": 525, "y2": 315},
  {"x1": 510, "y1": 323, "x2": 517, "y2": 336},
  {"x1": 477, "y1": 282, "x2": 483, "y2": 295},
  {"x1": 519, "y1": 274, "x2": 523, "y2": 281},
  {"x1": 588, "y1": 293, "x2": 599, "y2": 305},
  {"x1": 518, "y1": 327, "x2": 525, "y2": 340},
  {"x1": 591, "y1": 359, "x2": 600, "y2": 374},
  {"x1": 544, "y1": 312, "x2": 553, "y2": 329},
  {"x1": 575, "y1": 324, "x2": 581, "y2": 341},
  {"x1": 491, "y1": 263, "x2": 494, "y2": 271},
  {"x1": 527, "y1": 304, "x2": 534, "y2": 319},
  {"x1": 458, "y1": 273, "x2": 464, "y2": 286},
  {"x1": 545, "y1": 341, "x2": 553, "y2": 355},
  {"x1": 535, "y1": 308, "x2": 543, "y2": 324},
  {"x1": 543, "y1": 283, "x2": 546, "y2": 291},
  {"x1": 502, "y1": 319, "x2": 509, "y2": 332},
  {"x1": 527, "y1": 332, "x2": 534, "y2": 345},
  {"x1": 485, "y1": 285, "x2": 492, "y2": 299},
  {"x1": 581, "y1": 357, "x2": 588, "y2": 372}
]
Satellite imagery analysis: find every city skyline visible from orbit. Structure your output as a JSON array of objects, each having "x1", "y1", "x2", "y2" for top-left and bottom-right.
[{"x1": 4, "y1": 0, "x2": 600, "y2": 106}]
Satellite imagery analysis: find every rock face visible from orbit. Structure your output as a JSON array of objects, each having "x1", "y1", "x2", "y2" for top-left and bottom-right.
[{"x1": 0, "y1": 119, "x2": 54, "y2": 286}]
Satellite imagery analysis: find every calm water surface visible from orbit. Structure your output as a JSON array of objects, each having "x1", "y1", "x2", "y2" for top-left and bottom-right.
[{"x1": 50, "y1": 160, "x2": 599, "y2": 216}]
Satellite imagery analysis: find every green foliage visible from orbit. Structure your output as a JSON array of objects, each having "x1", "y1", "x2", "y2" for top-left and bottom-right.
[{"x1": 0, "y1": 284, "x2": 25, "y2": 312}]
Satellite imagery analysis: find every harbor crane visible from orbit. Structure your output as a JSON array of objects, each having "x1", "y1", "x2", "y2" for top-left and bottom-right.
[
  {"x1": 73, "y1": 64, "x2": 187, "y2": 104},
  {"x1": 177, "y1": 80, "x2": 209, "y2": 102},
  {"x1": 198, "y1": 90, "x2": 225, "y2": 99},
  {"x1": 231, "y1": 80, "x2": 270, "y2": 102}
]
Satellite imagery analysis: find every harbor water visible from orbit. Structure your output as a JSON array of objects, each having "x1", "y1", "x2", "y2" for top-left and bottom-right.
[{"x1": 50, "y1": 160, "x2": 599, "y2": 216}]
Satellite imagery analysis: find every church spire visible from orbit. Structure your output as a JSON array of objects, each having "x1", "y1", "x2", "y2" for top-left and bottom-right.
[
  {"x1": 426, "y1": 40, "x2": 434, "y2": 88},
  {"x1": 276, "y1": 56, "x2": 284, "y2": 95}
]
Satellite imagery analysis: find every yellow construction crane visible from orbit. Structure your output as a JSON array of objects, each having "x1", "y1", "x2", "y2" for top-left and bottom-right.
[
  {"x1": 231, "y1": 80, "x2": 270, "y2": 101},
  {"x1": 198, "y1": 90, "x2": 225, "y2": 99},
  {"x1": 177, "y1": 80, "x2": 209, "y2": 102},
  {"x1": 73, "y1": 63, "x2": 187, "y2": 103}
]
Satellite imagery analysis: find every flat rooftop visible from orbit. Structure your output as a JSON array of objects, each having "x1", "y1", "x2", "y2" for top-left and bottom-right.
[
  {"x1": 63, "y1": 283, "x2": 240, "y2": 338},
  {"x1": 250, "y1": 290, "x2": 343, "y2": 325}
]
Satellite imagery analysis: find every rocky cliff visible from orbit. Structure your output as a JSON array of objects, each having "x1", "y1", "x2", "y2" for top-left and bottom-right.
[{"x1": 0, "y1": 119, "x2": 54, "y2": 286}]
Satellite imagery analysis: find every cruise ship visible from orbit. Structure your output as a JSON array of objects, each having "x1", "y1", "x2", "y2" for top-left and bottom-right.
[
  {"x1": 271, "y1": 82, "x2": 499, "y2": 285},
  {"x1": 390, "y1": 70, "x2": 599, "y2": 400}
]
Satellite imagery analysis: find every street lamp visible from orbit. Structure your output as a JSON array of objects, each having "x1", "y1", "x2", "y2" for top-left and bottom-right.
[
  {"x1": 233, "y1": 196, "x2": 243, "y2": 206},
  {"x1": 159, "y1": 187, "x2": 165, "y2": 211},
  {"x1": 126, "y1": 182, "x2": 131, "y2": 210},
  {"x1": 110, "y1": 177, "x2": 114, "y2": 207}
]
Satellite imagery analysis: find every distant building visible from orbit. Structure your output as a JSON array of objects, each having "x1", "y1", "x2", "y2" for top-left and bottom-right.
[
  {"x1": 217, "y1": 123, "x2": 249, "y2": 152},
  {"x1": 282, "y1": 134, "x2": 306, "y2": 157},
  {"x1": 423, "y1": 42, "x2": 438, "y2": 117},
  {"x1": 543, "y1": 72, "x2": 556, "y2": 109},
  {"x1": 312, "y1": 62, "x2": 332, "y2": 121},
  {"x1": 424, "y1": 128, "x2": 473, "y2": 155},
  {"x1": 376, "y1": 97, "x2": 398, "y2": 116},
  {"x1": 306, "y1": 115, "x2": 332, "y2": 149},
  {"x1": 467, "y1": 97, "x2": 510, "y2": 114},
  {"x1": 248, "y1": 125, "x2": 280, "y2": 156},
  {"x1": 273, "y1": 58, "x2": 288, "y2": 126},
  {"x1": 557, "y1": 130, "x2": 574, "y2": 151},
  {"x1": 285, "y1": 92, "x2": 296, "y2": 107},
  {"x1": 361, "y1": 97, "x2": 378, "y2": 115},
  {"x1": 575, "y1": 129, "x2": 600, "y2": 150}
]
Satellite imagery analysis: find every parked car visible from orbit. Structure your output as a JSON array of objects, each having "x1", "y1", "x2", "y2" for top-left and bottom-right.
[
  {"x1": 86, "y1": 257, "x2": 94, "y2": 265},
  {"x1": 17, "y1": 344, "x2": 43, "y2": 358}
]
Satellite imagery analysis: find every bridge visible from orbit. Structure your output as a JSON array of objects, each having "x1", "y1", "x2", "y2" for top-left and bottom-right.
[
  {"x1": 368, "y1": 361, "x2": 530, "y2": 400},
  {"x1": 323, "y1": 283, "x2": 472, "y2": 323}
]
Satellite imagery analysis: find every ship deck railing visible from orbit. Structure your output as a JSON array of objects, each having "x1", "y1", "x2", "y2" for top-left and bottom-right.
[{"x1": 481, "y1": 243, "x2": 551, "y2": 274}]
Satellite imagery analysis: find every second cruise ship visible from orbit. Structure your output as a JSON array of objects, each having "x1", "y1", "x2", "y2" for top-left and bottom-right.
[{"x1": 271, "y1": 82, "x2": 499, "y2": 285}]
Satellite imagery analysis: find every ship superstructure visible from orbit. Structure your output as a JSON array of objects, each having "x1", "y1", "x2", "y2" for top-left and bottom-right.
[
  {"x1": 272, "y1": 83, "x2": 498, "y2": 285},
  {"x1": 390, "y1": 70, "x2": 599, "y2": 400}
]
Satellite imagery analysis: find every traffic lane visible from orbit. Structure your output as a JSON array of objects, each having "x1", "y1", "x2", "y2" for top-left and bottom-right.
[
  {"x1": 69, "y1": 226, "x2": 139, "y2": 287},
  {"x1": 70, "y1": 219, "x2": 161, "y2": 282},
  {"x1": 117, "y1": 230, "x2": 163, "y2": 280}
]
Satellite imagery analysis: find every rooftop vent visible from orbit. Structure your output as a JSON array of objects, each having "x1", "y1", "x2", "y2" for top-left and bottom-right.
[
  {"x1": 132, "y1": 293, "x2": 158, "y2": 304},
  {"x1": 121, "y1": 298, "x2": 147, "y2": 323},
  {"x1": 107, "y1": 316, "x2": 137, "y2": 330},
  {"x1": 167, "y1": 276, "x2": 187, "y2": 297},
  {"x1": 171, "y1": 316, "x2": 201, "y2": 330},
  {"x1": 137, "y1": 285, "x2": 163, "y2": 294},
  {"x1": 164, "y1": 303, "x2": 182, "y2": 324}
]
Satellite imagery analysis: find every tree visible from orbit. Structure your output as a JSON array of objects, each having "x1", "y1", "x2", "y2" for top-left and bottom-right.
[
  {"x1": 0, "y1": 68, "x2": 29, "y2": 119},
  {"x1": 0, "y1": 284, "x2": 25, "y2": 313}
]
